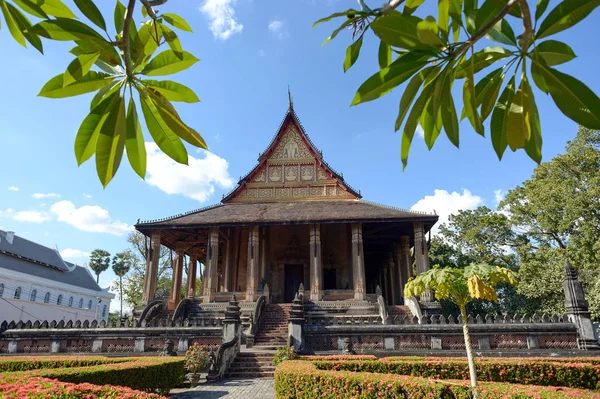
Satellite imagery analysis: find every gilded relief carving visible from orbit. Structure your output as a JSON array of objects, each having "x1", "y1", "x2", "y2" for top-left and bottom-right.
[
  {"x1": 285, "y1": 165, "x2": 298, "y2": 182},
  {"x1": 254, "y1": 169, "x2": 266, "y2": 182},
  {"x1": 271, "y1": 127, "x2": 311, "y2": 160},
  {"x1": 269, "y1": 166, "x2": 282, "y2": 182},
  {"x1": 301, "y1": 165, "x2": 314, "y2": 181},
  {"x1": 318, "y1": 168, "x2": 329, "y2": 181}
]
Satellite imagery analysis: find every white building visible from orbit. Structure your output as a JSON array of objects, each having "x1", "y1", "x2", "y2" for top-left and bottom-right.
[{"x1": 0, "y1": 230, "x2": 114, "y2": 324}]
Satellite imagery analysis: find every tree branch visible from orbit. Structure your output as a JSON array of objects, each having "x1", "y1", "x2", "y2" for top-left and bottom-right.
[
  {"x1": 140, "y1": 0, "x2": 158, "y2": 20},
  {"x1": 380, "y1": 0, "x2": 405, "y2": 15},
  {"x1": 123, "y1": 0, "x2": 137, "y2": 77},
  {"x1": 518, "y1": 0, "x2": 534, "y2": 54}
]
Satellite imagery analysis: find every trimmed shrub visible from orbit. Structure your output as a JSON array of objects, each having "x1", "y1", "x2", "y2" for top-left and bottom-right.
[
  {"x1": 275, "y1": 360, "x2": 600, "y2": 399},
  {"x1": 0, "y1": 356, "x2": 127, "y2": 372},
  {"x1": 273, "y1": 346, "x2": 298, "y2": 366},
  {"x1": 299, "y1": 355, "x2": 377, "y2": 361},
  {"x1": 315, "y1": 358, "x2": 600, "y2": 390}
]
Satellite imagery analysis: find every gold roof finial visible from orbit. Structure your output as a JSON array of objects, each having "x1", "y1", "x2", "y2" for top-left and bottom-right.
[{"x1": 288, "y1": 85, "x2": 293, "y2": 110}]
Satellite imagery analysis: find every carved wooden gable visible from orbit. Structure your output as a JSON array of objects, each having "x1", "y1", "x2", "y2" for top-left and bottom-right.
[{"x1": 225, "y1": 113, "x2": 359, "y2": 203}]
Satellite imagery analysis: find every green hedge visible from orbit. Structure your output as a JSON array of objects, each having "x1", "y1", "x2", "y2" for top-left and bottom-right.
[
  {"x1": 275, "y1": 360, "x2": 600, "y2": 399},
  {"x1": 0, "y1": 356, "x2": 185, "y2": 397},
  {"x1": 315, "y1": 358, "x2": 600, "y2": 390},
  {"x1": 0, "y1": 356, "x2": 127, "y2": 372}
]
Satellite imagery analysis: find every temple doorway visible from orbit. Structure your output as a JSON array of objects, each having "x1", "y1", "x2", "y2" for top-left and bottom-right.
[
  {"x1": 284, "y1": 264, "x2": 304, "y2": 302},
  {"x1": 323, "y1": 269, "x2": 336, "y2": 290}
]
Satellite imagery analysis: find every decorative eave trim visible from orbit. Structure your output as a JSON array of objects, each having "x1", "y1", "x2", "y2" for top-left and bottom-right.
[{"x1": 136, "y1": 203, "x2": 224, "y2": 227}]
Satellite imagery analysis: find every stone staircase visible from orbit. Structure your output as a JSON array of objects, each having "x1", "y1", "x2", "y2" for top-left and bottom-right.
[
  {"x1": 254, "y1": 304, "x2": 291, "y2": 347},
  {"x1": 225, "y1": 350, "x2": 277, "y2": 378}
]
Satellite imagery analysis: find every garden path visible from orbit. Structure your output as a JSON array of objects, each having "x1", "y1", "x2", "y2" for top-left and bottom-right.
[{"x1": 170, "y1": 378, "x2": 275, "y2": 399}]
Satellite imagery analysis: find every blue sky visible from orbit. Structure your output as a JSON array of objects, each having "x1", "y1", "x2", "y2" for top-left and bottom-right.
[{"x1": 0, "y1": 0, "x2": 598, "y2": 311}]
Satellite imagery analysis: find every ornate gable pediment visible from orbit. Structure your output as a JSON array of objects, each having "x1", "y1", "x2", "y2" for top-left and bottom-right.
[{"x1": 224, "y1": 111, "x2": 359, "y2": 203}]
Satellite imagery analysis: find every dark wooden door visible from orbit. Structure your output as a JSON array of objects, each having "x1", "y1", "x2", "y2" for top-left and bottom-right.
[
  {"x1": 284, "y1": 264, "x2": 304, "y2": 302},
  {"x1": 323, "y1": 269, "x2": 336, "y2": 290}
]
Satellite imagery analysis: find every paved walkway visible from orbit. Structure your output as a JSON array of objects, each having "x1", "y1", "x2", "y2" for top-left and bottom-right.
[{"x1": 171, "y1": 378, "x2": 275, "y2": 399}]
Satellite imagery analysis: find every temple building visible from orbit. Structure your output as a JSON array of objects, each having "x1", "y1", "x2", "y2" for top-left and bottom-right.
[{"x1": 135, "y1": 104, "x2": 437, "y2": 310}]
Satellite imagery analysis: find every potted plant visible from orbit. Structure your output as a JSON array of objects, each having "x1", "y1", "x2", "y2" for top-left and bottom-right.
[{"x1": 184, "y1": 343, "x2": 209, "y2": 387}]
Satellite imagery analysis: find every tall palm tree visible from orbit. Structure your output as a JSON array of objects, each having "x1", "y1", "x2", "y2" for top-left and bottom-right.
[
  {"x1": 89, "y1": 249, "x2": 111, "y2": 284},
  {"x1": 112, "y1": 251, "x2": 132, "y2": 319}
]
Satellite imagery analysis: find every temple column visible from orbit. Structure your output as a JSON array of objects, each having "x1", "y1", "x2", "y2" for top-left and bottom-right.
[
  {"x1": 413, "y1": 222, "x2": 433, "y2": 302},
  {"x1": 388, "y1": 252, "x2": 397, "y2": 305},
  {"x1": 351, "y1": 223, "x2": 366, "y2": 300},
  {"x1": 382, "y1": 262, "x2": 389, "y2": 302},
  {"x1": 309, "y1": 224, "x2": 323, "y2": 301},
  {"x1": 394, "y1": 243, "x2": 405, "y2": 302},
  {"x1": 260, "y1": 227, "x2": 269, "y2": 286},
  {"x1": 246, "y1": 226, "x2": 260, "y2": 301},
  {"x1": 142, "y1": 231, "x2": 161, "y2": 305},
  {"x1": 169, "y1": 245, "x2": 185, "y2": 309},
  {"x1": 187, "y1": 253, "x2": 197, "y2": 298},
  {"x1": 203, "y1": 227, "x2": 220, "y2": 303},
  {"x1": 400, "y1": 236, "x2": 412, "y2": 286},
  {"x1": 223, "y1": 230, "x2": 233, "y2": 292}
]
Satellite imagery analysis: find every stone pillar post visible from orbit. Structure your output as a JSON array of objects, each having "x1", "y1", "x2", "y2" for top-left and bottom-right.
[
  {"x1": 260, "y1": 227, "x2": 269, "y2": 285},
  {"x1": 413, "y1": 222, "x2": 433, "y2": 302},
  {"x1": 563, "y1": 260, "x2": 599, "y2": 350},
  {"x1": 288, "y1": 293, "x2": 304, "y2": 352},
  {"x1": 223, "y1": 230, "x2": 233, "y2": 292},
  {"x1": 187, "y1": 254, "x2": 197, "y2": 298},
  {"x1": 309, "y1": 224, "x2": 323, "y2": 301},
  {"x1": 203, "y1": 228, "x2": 220, "y2": 303},
  {"x1": 388, "y1": 252, "x2": 397, "y2": 305},
  {"x1": 169, "y1": 245, "x2": 185, "y2": 310},
  {"x1": 394, "y1": 243, "x2": 405, "y2": 302},
  {"x1": 246, "y1": 226, "x2": 260, "y2": 301},
  {"x1": 223, "y1": 295, "x2": 241, "y2": 343},
  {"x1": 142, "y1": 231, "x2": 161, "y2": 304},
  {"x1": 351, "y1": 223, "x2": 366, "y2": 300},
  {"x1": 400, "y1": 236, "x2": 412, "y2": 285},
  {"x1": 382, "y1": 262, "x2": 389, "y2": 302}
]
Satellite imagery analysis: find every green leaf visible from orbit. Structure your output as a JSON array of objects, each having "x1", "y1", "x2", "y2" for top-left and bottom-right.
[
  {"x1": 438, "y1": 0, "x2": 450, "y2": 34},
  {"x1": 351, "y1": 55, "x2": 427, "y2": 106},
  {"x1": 30, "y1": 18, "x2": 105, "y2": 41},
  {"x1": 73, "y1": 0, "x2": 106, "y2": 31},
  {"x1": 401, "y1": 78, "x2": 436, "y2": 168},
  {"x1": 371, "y1": 12, "x2": 424, "y2": 49},
  {"x1": 537, "y1": 0, "x2": 600, "y2": 39},
  {"x1": 322, "y1": 18, "x2": 353, "y2": 45},
  {"x1": 5, "y1": 2, "x2": 43, "y2": 53},
  {"x1": 143, "y1": 80, "x2": 199, "y2": 103},
  {"x1": 490, "y1": 76, "x2": 515, "y2": 159},
  {"x1": 533, "y1": 40, "x2": 576, "y2": 66},
  {"x1": 132, "y1": 21, "x2": 159, "y2": 70},
  {"x1": 344, "y1": 34, "x2": 363, "y2": 72},
  {"x1": 523, "y1": 77, "x2": 542, "y2": 163},
  {"x1": 139, "y1": 89, "x2": 188, "y2": 164},
  {"x1": 12, "y1": 0, "x2": 47, "y2": 18},
  {"x1": 96, "y1": 94, "x2": 126, "y2": 187},
  {"x1": 125, "y1": 98, "x2": 146, "y2": 179},
  {"x1": 455, "y1": 47, "x2": 512, "y2": 79},
  {"x1": 141, "y1": 2, "x2": 147, "y2": 18},
  {"x1": 462, "y1": 61, "x2": 484, "y2": 135},
  {"x1": 531, "y1": 58, "x2": 600, "y2": 129},
  {"x1": 90, "y1": 79, "x2": 123, "y2": 110},
  {"x1": 64, "y1": 52, "x2": 101, "y2": 86},
  {"x1": 147, "y1": 89, "x2": 208, "y2": 149},
  {"x1": 440, "y1": 73, "x2": 459, "y2": 147},
  {"x1": 114, "y1": 0, "x2": 125, "y2": 33},
  {"x1": 71, "y1": 39, "x2": 122, "y2": 67},
  {"x1": 417, "y1": 15, "x2": 444, "y2": 47},
  {"x1": 39, "y1": 71, "x2": 114, "y2": 98},
  {"x1": 395, "y1": 66, "x2": 438, "y2": 131},
  {"x1": 404, "y1": 0, "x2": 425, "y2": 15},
  {"x1": 74, "y1": 90, "x2": 119, "y2": 165},
  {"x1": 38, "y1": 0, "x2": 76, "y2": 18},
  {"x1": 485, "y1": 19, "x2": 517, "y2": 46},
  {"x1": 162, "y1": 13, "x2": 192, "y2": 32},
  {"x1": 312, "y1": 9, "x2": 360, "y2": 28},
  {"x1": 535, "y1": 0, "x2": 550, "y2": 20},
  {"x1": 1, "y1": 1, "x2": 26, "y2": 47},
  {"x1": 378, "y1": 40, "x2": 392, "y2": 69},
  {"x1": 421, "y1": 97, "x2": 443, "y2": 149},
  {"x1": 530, "y1": 56, "x2": 549, "y2": 93},
  {"x1": 506, "y1": 78, "x2": 531, "y2": 151},
  {"x1": 141, "y1": 50, "x2": 199, "y2": 77},
  {"x1": 160, "y1": 23, "x2": 183, "y2": 59},
  {"x1": 475, "y1": 67, "x2": 504, "y2": 121}
]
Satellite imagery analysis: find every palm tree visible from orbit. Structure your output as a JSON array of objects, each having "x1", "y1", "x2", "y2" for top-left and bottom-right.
[
  {"x1": 89, "y1": 249, "x2": 111, "y2": 284},
  {"x1": 112, "y1": 251, "x2": 132, "y2": 319}
]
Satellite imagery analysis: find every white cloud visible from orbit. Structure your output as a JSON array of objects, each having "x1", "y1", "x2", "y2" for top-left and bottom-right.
[
  {"x1": 50, "y1": 200, "x2": 132, "y2": 236},
  {"x1": 411, "y1": 189, "x2": 484, "y2": 234},
  {"x1": 12, "y1": 210, "x2": 51, "y2": 223},
  {"x1": 8, "y1": 186, "x2": 19, "y2": 192},
  {"x1": 145, "y1": 142, "x2": 234, "y2": 202},
  {"x1": 32, "y1": 193, "x2": 60, "y2": 199},
  {"x1": 82, "y1": 193, "x2": 93, "y2": 199},
  {"x1": 493, "y1": 189, "x2": 505, "y2": 207},
  {"x1": 199, "y1": 0, "x2": 243, "y2": 40},
  {"x1": 60, "y1": 248, "x2": 91, "y2": 259},
  {"x1": 416, "y1": 125, "x2": 424, "y2": 138},
  {"x1": 268, "y1": 19, "x2": 289, "y2": 39}
]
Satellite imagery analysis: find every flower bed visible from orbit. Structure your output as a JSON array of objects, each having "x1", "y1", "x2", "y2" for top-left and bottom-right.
[
  {"x1": 275, "y1": 360, "x2": 600, "y2": 399},
  {"x1": 0, "y1": 356, "x2": 184, "y2": 397},
  {"x1": 315, "y1": 358, "x2": 600, "y2": 390}
]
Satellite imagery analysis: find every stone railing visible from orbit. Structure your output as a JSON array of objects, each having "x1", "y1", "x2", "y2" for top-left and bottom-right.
[
  {"x1": 303, "y1": 312, "x2": 581, "y2": 354},
  {"x1": 0, "y1": 320, "x2": 222, "y2": 354},
  {"x1": 306, "y1": 315, "x2": 382, "y2": 326},
  {"x1": 245, "y1": 295, "x2": 266, "y2": 348},
  {"x1": 207, "y1": 295, "x2": 242, "y2": 382}
]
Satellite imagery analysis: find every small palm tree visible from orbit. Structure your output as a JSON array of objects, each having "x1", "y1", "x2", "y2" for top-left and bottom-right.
[
  {"x1": 89, "y1": 249, "x2": 111, "y2": 283},
  {"x1": 112, "y1": 251, "x2": 132, "y2": 319},
  {"x1": 404, "y1": 263, "x2": 517, "y2": 399}
]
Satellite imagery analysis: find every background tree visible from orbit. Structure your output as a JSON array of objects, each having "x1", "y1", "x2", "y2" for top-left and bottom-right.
[
  {"x1": 89, "y1": 249, "x2": 111, "y2": 283},
  {"x1": 319, "y1": 0, "x2": 600, "y2": 167},
  {"x1": 112, "y1": 251, "x2": 132, "y2": 319},
  {"x1": 405, "y1": 264, "x2": 518, "y2": 399}
]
